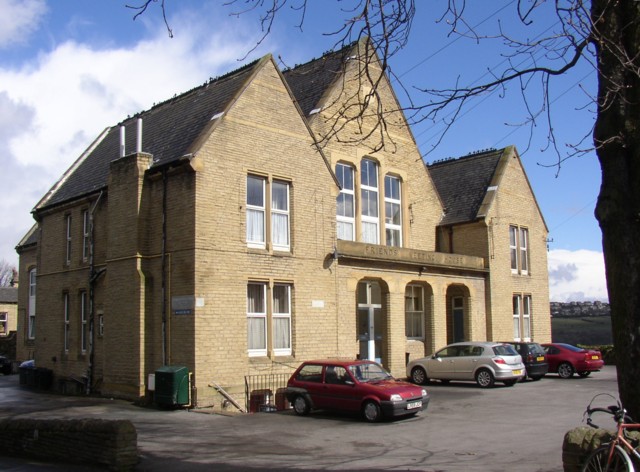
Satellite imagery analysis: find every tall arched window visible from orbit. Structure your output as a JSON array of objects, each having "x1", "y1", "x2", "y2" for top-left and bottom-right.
[
  {"x1": 336, "y1": 163, "x2": 355, "y2": 241},
  {"x1": 28, "y1": 268, "x2": 36, "y2": 339},
  {"x1": 360, "y1": 159, "x2": 379, "y2": 244}
]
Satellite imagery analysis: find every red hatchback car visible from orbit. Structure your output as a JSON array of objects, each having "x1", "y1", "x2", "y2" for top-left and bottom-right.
[
  {"x1": 285, "y1": 359, "x2": 429, "y2": 422},
  {"x1": 541, "y1": 343, "x2": 604, "y2": 378}
]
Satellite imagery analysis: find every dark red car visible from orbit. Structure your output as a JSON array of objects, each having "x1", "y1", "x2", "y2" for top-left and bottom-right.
[
  {"x1": 285, "y1": 359, "x2": 429, "y2": 422},
  {"x1": 541, "y1": 343, "x2": 604, "y2": 378}
]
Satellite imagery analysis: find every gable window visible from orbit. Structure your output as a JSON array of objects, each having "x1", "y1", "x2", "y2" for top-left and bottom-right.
[
  {"x1": 271, "y1": 181, "x2": 290, "y2": 251},
  {"x1": 510, "y1": 225, "x2": 530, "y2": 275},
  {"x1": 513, "y1": 294, "x2": 532, "y2": 341},
  {"x1": 384, "y1": 175, "x2": 402, "y2": 247},
  {"x1": 405, "y1": 285, "x2": 424, "y2": 339},
  {"x1": 247, "y1": 175, "x2": 266, "y2": 248},
  {"x1": 361, "y1": 159, "x2": 379, "y2": 244},
  {"x1": 63, "y1": 292, "x2": 70, "y2": 352},
  {"x1": 246, "y1": 175, "x2": 291, "y2": 252},
  {"x1": 0, "y1": 312, "x2": 7, "y2": 335},
  {"x1": 80, "y1": 291, "x2": 88, "y2": 353},
  {"x1": 28, "y1": 268, "x2": 36, "y2": 340},
  {"x1": 336, "y1": 163, "x2": 355, "y2": 241},
  {"x1": 65, "y1": 214, "x2": 72, "y2": 265},
  {"x1": 82, "y1": 210, "x2": 90, "y2": 262}
]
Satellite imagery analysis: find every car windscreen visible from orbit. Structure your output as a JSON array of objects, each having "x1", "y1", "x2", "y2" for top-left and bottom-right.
[
  {"x1": 349, "y1": 363, "x2": 392, "y2": 382},
  {"x1": 493, "y1": 344, "x2": 519, "y2": 356},
  {"x1": 557, "y1": 343, "x2": 583, "y2": 352},
  {"x1": 527, "y1": 343, "x2": 545, "y2": 355},
  {"x1": 295, "y1": 364, "x2": 323, "y2": 382}
]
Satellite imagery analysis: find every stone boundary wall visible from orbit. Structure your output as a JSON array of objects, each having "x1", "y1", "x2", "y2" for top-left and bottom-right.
[
  {"x1": 0, "y1": 418, "x2": 138, "y2": 471},
  {"x1": 563, "y1": 426, "x2": 640, "y2": 471}
]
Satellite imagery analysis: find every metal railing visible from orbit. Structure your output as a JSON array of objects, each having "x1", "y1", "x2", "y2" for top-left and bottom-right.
[{"x1": 244, "y1": 372, "x2": 293, "y2": 413}]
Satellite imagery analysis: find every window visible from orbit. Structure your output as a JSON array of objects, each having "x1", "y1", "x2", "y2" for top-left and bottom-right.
[
  {"x1": 384, "y1": 175, "x2": 402, "y2": 247},
  {"x1": 0, "y1": 312, "x2": 7, "y2": 335},
  {"x1": 246, "y1": 175, "x2": 291, "y2": 251},
  {"x1": 247, "y1": 281, "x2": 293, "y2": 357},
  {"x1": 513, "y1": 294, "x2": 532, "y2": 341},
  {"x1": 80, "y1": 291, "x2": 88, "y2": 353},
  {"x1": 247, "y1": 283, "x2": 267, "y2": 356},
  {"x1": 271, "y1": 181, "x2": 290, "y2": 251},
  {"x1": 65, "y1": 214, "x2": 72, "y2": 265},
  {"x1": 336, "y1": 163, "x2": 355, "y2": 241},
  {"x1": 405, "y1": 285, "x2": 424, "y2": 339},
  {"x1": 360, "y1": 159, "x2": 379, "y2": 244},
  {"x1": 98, "y1": 313, "x2": 104, "y2": 337},
  {"x1": 246, "y1": 176, "x2": 266, "y2": 248},
  {"x1": 82, "y1": 210, "x2": 90, "y2": 261},
  {"x1": 63, "y1": 293, "x2": 70, "y2": 352},
  {"x1": 272, "y1": 284, "x2": 291, "y2": 355},
  {"x1": 510, "y1": 225, "x2": 530, "y2": 275},
  {"x1": 28, "y1": 268, "x2": 36, "y2": 340}
]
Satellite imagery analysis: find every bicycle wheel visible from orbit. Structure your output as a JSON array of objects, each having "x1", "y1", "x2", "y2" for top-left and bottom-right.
[{"x1": 581, "y1": 444, "x2": 633, "y2": 472}]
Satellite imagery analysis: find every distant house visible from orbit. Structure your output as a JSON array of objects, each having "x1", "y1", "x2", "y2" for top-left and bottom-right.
[
  {"x1": 15, "y1": 39, "x2": 550, "y2": 409},
  {"x1": 0, "y1": 286, "x2": 17, "y2": 337}
]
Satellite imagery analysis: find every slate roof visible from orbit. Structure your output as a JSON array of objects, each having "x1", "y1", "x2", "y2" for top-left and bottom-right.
[
  {"x1": 0, "y1": 287, "x2": 17, "y2": 304},
  {"x1": 283, "y1": 44, "x2": 353, "y2": 116},
  {"x1": 428, "y1": 148, "x2": 504, "y2": 226},
  {"x1": 37, "y1": 58, "x2": 264, "y2": 210}
]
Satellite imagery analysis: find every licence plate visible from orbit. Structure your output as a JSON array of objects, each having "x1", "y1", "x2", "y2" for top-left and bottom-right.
[
  {"x1": 407, "y1": 401, "x2": 422, "y2": 410},
  {"x1": 536, "y1": 356, "x2": 545, "y2": 361},
  {"x1": 512, "y1": 369, "x2": 523, "y2": 375},
  {"x1": 592, "y1": 355, "x2": 600, "y2": 360}
]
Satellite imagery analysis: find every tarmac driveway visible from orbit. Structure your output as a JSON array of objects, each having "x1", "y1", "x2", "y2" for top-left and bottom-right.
[{"x1": 0, "y1": 366, "x2": 620, "y2": 471}]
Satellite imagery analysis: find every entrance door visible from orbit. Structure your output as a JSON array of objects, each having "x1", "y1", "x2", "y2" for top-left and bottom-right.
[
  {"x1": 357, "y1": 281, "x2": 383, "y2": 362},
  {"x1": 452, "y1": 296, "x2": 464, "y2": 343}
]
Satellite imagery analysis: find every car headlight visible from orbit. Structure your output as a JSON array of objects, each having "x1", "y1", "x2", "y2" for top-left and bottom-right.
[
  {"x1": 390, "y1": 394, "x2": 403, "y2": 402},
  {"x1": 421, "y1": 389, "x2": 427, "y2": 397}
]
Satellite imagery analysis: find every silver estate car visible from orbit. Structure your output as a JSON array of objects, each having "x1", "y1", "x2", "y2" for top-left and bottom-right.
[{"x1": 406, "y1": 341, "x2": 526, "y2": 388}]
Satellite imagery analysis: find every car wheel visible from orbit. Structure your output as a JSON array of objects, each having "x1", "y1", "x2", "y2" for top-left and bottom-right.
[
  {"x1": 578, "y1": 371, "x2": 591, "y2": 378},
  {"x1": 503, "y1": 379, "x2": 517, "y2": 387},
  {"x1": 292, "y1": 395, "x2": 310, "y2": 416},
  {"x1": 411, "y1": 366, "x2": 428, "y2": 385},
  {"x1": 557, "y1": 362, "x2": 574, "y2": 379},
  {"x1": 475, "y1": 369, "x2": 495, "y2": 388},
  {"x1": 362, "y1": 400, "x2": 381, "y2": 423}
]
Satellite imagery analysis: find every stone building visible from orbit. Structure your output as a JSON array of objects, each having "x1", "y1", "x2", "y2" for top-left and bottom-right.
[{"x1": 15, "y1": 40, "x2": 550, "y2": 409}]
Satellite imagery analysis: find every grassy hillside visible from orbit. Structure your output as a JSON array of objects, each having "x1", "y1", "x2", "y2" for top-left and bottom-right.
[{"x1": 551, "y1": 316, "x2": 612, "y2": 345}]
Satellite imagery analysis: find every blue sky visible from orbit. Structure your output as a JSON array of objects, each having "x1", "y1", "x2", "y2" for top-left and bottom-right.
[{"x1": 0, "y1": 0, "x2": 607, "y2": 301}]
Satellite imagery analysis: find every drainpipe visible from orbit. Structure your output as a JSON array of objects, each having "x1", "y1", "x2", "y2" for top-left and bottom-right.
[
  {"x1": 87, "y1": 190, "x2": 105, "y2": 394},
  {"x1": 161, "y1": 168, "x2": 168, "y2": 366}
]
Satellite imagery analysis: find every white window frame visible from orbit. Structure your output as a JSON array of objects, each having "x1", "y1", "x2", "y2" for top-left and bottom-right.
[
  {"x1": 0, "y1": 311, "x2": 7, "y2": 335},
  {"x1": 519, "y1": 227, "x2": 529, "y2": 275},
  {"x1": 360, "y1": 159, "x2": 379, "y2": 244},
  {"x1": 64, "y1": 292, "x2": 70, "y2": 352},
  {"x1": 82, "y1": 210, "x2": 90, "y2": 262},
  {"x1": 98, "y1": 313, "x2": 104, "y2": 337},
  {"x1": 405, "y1": 284, "x2": 424, "y2": 339},
  {"x1": 384, "y1": 174, "x2": 402, "y2": 247},
  {"x1": 522, "y1": 295, "x2": 532, "y2": 341},
  {"x1": 65, "y1": 214, "x2": 72, "y2": 265},
  {"x1": 272, "y1": 284, "x2": 292, "y2": 356},
  {"x1": 336, "y1": 163, "x2": 355, "y2": 241},
  {"x1": 271, "y1": 180, "x2": 290, "y2": 252},
  {"x1": 247, "y1": 282, "x2": 267, "y2": 357},
  {"x1": 80, "y1": 291, "x2": 88, "y2": 353},
  {"x1": 512, "y1": 295, "x2": 521, "y2": 340},
  {"x1": 246, "y1": 175, "x2": 266, "y2": 249},
  {"x1": 28, "y1": 268, "x2": 36, "y2": 340},
  {"x1": 509, "y1": 225, "x2": 518, "y2": 274}
]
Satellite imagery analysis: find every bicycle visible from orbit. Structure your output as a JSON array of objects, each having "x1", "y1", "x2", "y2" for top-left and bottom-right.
[{"x1": 581, "y1": 395, "x2": 640, "y2": 471}]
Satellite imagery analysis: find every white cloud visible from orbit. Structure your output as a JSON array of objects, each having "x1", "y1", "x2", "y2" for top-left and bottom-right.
[
  {"x1": 0, "y1": 5, "x2": 269, "y2": 267},
  {"x1": 548, "y1": 249, "x2": 608, "y2": 302},
  {"x1": 0, "y1": 0, "x2": 47, "y2": 48}
]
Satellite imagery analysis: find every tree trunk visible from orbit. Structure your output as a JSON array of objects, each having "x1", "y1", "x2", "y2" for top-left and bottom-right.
[{"x1": 592, "y1": 0, "x2": 640, "y2": 419}]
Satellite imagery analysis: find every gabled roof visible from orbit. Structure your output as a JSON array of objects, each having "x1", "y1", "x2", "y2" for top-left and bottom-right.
[
  {"x1": 36, "y1": 57, "x2": 265, "y2": 211},
  {"x1": 428, "y1": 148, "x2": 505, "y2": 226},
  {"x1": 282, "y1": 44, "x2": 353, "y2": 116},
  {"x1": 0, "y1": 287, "x2": 17, "y2": 304}
]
